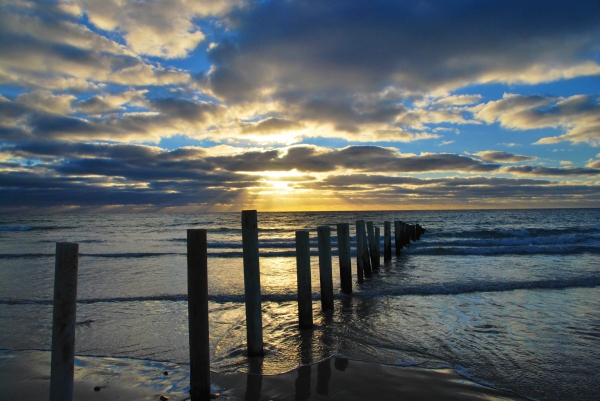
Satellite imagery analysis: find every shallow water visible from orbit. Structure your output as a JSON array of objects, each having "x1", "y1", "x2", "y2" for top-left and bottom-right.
[{"x1": 1, "y1": 209, "x2": 599, "y2": 400}]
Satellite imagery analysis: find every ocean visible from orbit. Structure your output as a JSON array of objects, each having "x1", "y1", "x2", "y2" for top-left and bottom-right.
[{"x1": 1, "y1": 209, "x2": 599, "y2": 400}]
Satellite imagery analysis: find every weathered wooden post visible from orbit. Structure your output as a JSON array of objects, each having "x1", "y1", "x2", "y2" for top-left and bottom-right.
[
  {"x1": 49, "y1": 242, "x2": 79, "y2": 401},
  {"x1": 366, "y1": 222, "x2": 378, "y2": 271},
  {"x1": 403, "y1": 223, "x2": 410, "y2": 247},
  {"x1": 317, "y1": 226, "x2": 334, "y2": 311},
  {"x1": 336, "y1": 223, "x2": 352, "y2": 294},
  {"x1": 375, "y1": 227, "x2": 381, "y2": 269},
  {"x1": 296, "y1": 230, "x2": 313, "y2": 328},
  {"x1": 187, "y1": 229, "x2": 211, "y2": 401},
  {"x1": 241, "y1": 210, "x2": 263, "y2": 355},
  {"x1": 355, "y1": 221, "x2": 365, "y2": 283},
  {"x1": 394, "y1": 220, "x2": 401, "y2": 257},
  {"x1": 361, "y1": 221, "x2": 372, "y2": 277},
  {"x1": 384, "y1": 221, "x2": 392, "y2": 263}
]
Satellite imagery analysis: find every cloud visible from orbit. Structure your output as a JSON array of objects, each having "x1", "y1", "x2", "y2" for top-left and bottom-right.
[
  {"x1": 0, "y1": 95, "x2": 227, "y2": 143},
  {"x1": 474, "y1": 150, "x2": 537, "y2": 163},
  {"x1": 71, "y1": 0, "x2": 239, "y2": 59},
  {"x1": 0, "y1": 2, "x2": 190, "y2": 90},
  {"x1": 476, "y1": 93, "x2": 600, "y2": 146},
  {"x1": 2, "y1": 142, "x2": 599, "y2": 211},
  {"x1": 207, "y1": 0, "x2": 600, "y2": 102},
  {"x1": 17, "y1": 90, "x2": 76, "y2": 115},
  {"x1": 503, "y1": 165, "x2": 600, "y2": 176},
  {"x1": 76, "y1": 90, "x2": 148, "y2": 114}
]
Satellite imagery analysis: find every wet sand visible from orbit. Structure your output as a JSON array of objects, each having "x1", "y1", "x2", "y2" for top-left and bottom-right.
[{"x1": 0, "y1": 350, "x2": 527, "y2": 400}]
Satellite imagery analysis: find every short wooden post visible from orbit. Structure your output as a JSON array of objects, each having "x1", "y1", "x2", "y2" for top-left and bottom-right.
[
  {"x1": 394, "y1": 221, "x2": 401, "y2": 257},
  {"x1": 241, "y1": 210, "x2": 263, "y2": 355},
  {"x1": 296, "y1": 230, "x2": 313, "y2": 328},
  {"x1": 375, "y1": 227, "x2": 381, "y2": 269},
  {"x1": 317, "y1": 226, "x2": 334, "y2": 311},
  {"x1": 355, "y1": 221, "x2": 365, "y2": 283},
  {"x1": 49, "y1": 242, "x2": 79, "y2": 401},
  {"x1": 336, "y1": 223, "x2": 352, "y2": 294},
  {"x1": 366, "y1": 222, "x2": 378, "y2": 271},
  {"x1": 187, "y1": 229, "x2": 211, "y2": 401},
  {"x1": 403, "y1": 223, "x2": 410, "y2": 247},
  {"x1": 384, "y1": 221, "x2": 392, "y2": 263}
]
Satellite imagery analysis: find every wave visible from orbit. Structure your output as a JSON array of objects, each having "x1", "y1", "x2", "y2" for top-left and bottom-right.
[
  {"x1": 411, "y1": 244, "x2": 600, "y2": 255},
  {"x1": 0, "y1": 226, "x2": 34, "y2": 231},
  {"x1": 427, "y1": 227, "x2": 600, "y2": 240},
  {"x1": 421, "y1": 234, "x2": 598, "y2": 248},
  {"x1": 3, "y1": 276, "x2": 598, "y2": 306}
]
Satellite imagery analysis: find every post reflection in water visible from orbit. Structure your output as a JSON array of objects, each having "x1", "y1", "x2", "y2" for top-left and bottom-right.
[
  {"x1": 316, "y1": 357, "x2": 331, "y2": 396},
  {"x1": 245, "y1": 356, "x2": 263, "y2": 401}
]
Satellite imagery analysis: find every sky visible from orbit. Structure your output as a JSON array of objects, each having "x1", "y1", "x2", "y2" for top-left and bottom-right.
[{"x1": 1, "y1": 0, "x2": 600, "y2": 213}]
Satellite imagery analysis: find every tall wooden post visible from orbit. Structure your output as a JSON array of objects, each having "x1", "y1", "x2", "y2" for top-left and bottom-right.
[
  {"x1": 366, "y1": 222, "x2": 378, "y2": 271},
  {"x1": 403, "y1": 222, "x2": 410, "y2": 247},
  {"x1": 296, "y1": 230, "x2": 313, "y2": 328},
  {"x1": 394, "y1": 221, "x2": 401, "y2": 257},
  {"x1": 375, "y1": 227, "x2": 381, "y2": 269},
  {"x1": 187, "y1": 229, "x2": 211, "y2": 401},
  {"x1": 384, "y1": 221, "x2": 392, "y2": 263},
  {"x1": 49, "y1": 242, "x2": 79, "y2": 401},
  {"x1": 241, "y1": 210, "x2": 263, "y2": 356},
  {"x1": 362, "y1": 222, "x2": 372, "y2": 277},
  {"x1": 317, "y1": 226, "x2": 334, "y2": 311},
  {"x1": 336, "y1": 223, "x2": 352, "y2": 294},
  {"x1": 355, "y1": 221, "x2": 365, "y2": 283}
]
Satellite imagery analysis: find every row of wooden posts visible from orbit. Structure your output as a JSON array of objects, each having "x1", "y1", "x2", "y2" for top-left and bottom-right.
[{"x1": 48, "y1": 211, "x2": 424, "y2": 401}]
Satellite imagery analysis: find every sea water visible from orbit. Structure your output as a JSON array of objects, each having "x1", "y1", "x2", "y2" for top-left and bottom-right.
[{"x1": 0, "y1": 209, "x2": 599, "y2": 400}]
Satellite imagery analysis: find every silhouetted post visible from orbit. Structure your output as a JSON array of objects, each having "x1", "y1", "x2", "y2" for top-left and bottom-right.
[
  {"x1": 49, "y1": 242, "x2": 78, "y2": 401},
  {"x1": 187, "y1": 229, "x2": 211, "y2": 401},
  {"x1": 362, "y1": 223, "x2": 372, "y2": 277},
  {"x1": 366, "y1": 222, "x2": 378, "y2": 271},
  {"x1": 384, "y1": 221, "x2": 392, "y2": 263},
  {"x1": 394, "y1": 221, "x2": 401, "y2": 257},
  {"x1": 355, "y1": 221, "x2": 365, "y2": 283},
  {"x1": 317, "y1": 226, "x2": 334, "y2": 311},
  {"x1": 241, "y1": 210, "x2": 263, "y2": 355},
  {"x1": 403, "y1": 223, "x2": 410, "y2": 247},
  {"x1": 336, "y1": 223, "x2": 352, "y2": 294},
  {"x1": 296, "y1": 230, "x2": 313, "y2": 328},
  {"x1": 375, "y1": 227, "x2": 381, "y2": 269}
]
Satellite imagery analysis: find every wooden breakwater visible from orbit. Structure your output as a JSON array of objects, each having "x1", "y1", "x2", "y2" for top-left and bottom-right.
[{"x1": 47, "y1": 211, "x2": 425, "y2": 401}]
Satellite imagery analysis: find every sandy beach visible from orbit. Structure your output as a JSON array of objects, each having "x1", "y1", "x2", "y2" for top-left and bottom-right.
[{"x1": 1, "y1": 350, "x2": 528, "y2": 400}]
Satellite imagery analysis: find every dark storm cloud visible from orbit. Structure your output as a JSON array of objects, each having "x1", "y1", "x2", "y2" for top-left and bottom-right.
[{"x1": 208, "y1": 0, "x2": 600, "y2": 101}]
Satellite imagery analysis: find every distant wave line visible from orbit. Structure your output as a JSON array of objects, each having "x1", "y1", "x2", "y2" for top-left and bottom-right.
[{"x1": 3, "y1": 276, "x2": 598, "y2": 306}]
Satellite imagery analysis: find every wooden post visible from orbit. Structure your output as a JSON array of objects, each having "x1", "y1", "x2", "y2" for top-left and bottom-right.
[
  {"x1": 317, "y1": 226, "x2": 334, "y2": 311},
  {"x1": 49, "y1": 242, "x2": 78, "y2": 401},
  {"x1": 355, "y1": 221, "x2": 365, "y2": 283},
  {"x1": 403, "y1": 223, "x2": 410, "y2": 247},
  {"x1": 296, "y1": 230, "x2": 313, "y2": 328},
  {"x1": 336, "y1": 223, "x2": 352, "y2": 294},
  {"x1": 361, "y1": 221, "x2": 372, "y2": 277},
  {"x1": 394, "y1": 221, "x2": 401, "y2": 257},
  {"x1": 375, "y1": 227, "x2": 381, "y2": 269},
  {"x1": 187, "y1": 229, "x2": 211, "y2": 401},
  {"x1": 384, "y1": 221, "x2": 391, "y2": 263},
  {"x1": 366, "y1": 222, "x2": 378, "y2": 271},
  {"x1": 241, "y1": 210, "x2": 263, "y2": 356}
]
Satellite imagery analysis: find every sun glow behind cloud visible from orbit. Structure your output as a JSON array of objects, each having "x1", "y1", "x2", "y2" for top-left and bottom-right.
[{"x1": 1, "y1": 0, "x2": 600, "y2": 212}]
